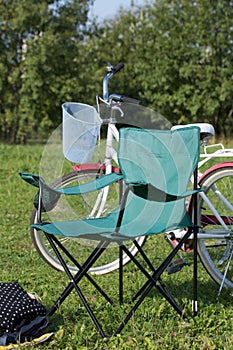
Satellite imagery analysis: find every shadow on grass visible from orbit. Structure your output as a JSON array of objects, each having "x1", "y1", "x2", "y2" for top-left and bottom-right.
[
  {"x1": 139, "y1": 266, "x2": 233, "y2": 304},
  {"x1": 46, "y1": 313, "x2": 64, "y2": 333},
  {"x1": 44, "y1": 267, "x2": 233, "y2": 339}
]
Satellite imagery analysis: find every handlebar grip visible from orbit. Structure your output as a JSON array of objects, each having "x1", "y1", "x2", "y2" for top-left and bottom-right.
[
  {"x1": 113, "y1": 62, "x2": 124, "y2": 75},
  {"x1": 121, "y1": 96, "x2": 141, "y2": 105}
]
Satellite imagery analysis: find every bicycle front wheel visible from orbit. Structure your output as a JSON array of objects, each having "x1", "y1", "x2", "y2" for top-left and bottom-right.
[
  {"x1": 197, "y1": 165, "x2": 233, "y2": 289},
  {"x1": 30, "y1": 170, "x2": 146, "y2": 275}
]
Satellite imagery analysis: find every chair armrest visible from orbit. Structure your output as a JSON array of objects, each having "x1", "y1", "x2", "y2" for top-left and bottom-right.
[
  {"x1": 131, "y1": 183, "x2": 204, "y2": 202},
  {"x1": 19, "y1": 172, "x2": 41, "y2": 188},
  {"x1": 180, "y1": 188, "x2": 204, "y2": 197},
  {"x1": 19, "y1": 171, "x2": 123, "y2": 195},
  {"x1": 19, "y1": 171, "x2": 124, "y2": 223},
  {"x1": 58, "y1": 172, "x2": 124, "y2": 195},
  {"x1": 19, "y1": 172, "x2": 61, "y2": 215}
]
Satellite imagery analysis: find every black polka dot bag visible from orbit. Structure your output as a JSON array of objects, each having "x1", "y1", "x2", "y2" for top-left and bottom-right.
[{"x1": 0, "y1": 282, "x2": 48, "y2": 346}]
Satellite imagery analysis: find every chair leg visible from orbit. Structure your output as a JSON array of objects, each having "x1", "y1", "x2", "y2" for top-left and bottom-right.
[
  {"x1": 114, "y1": 277, "x2": 154, "y2": 335},
  {"x1": 113, "y1": 230, "x2": 195, "y2": 334},
  {"x1": 155, "y1": 277, "x2": 183, "y2": 315},
  {"x1": 119, "y1": 244, "x2": 123, "y2": 304},
  {"x1": 121, "y1": 243, "x2": 184, "y2": 312},
  {"x1": 193, "y1": 168, "x2": 198, "y2": 316},
  {"x1": 132, "y1": 230, "x2": 192, "y2": 301},
  {"x1": 47, "y1": 234, "x2": 113, "y2": 311},
  {"x1": 193, "y1": 225, "x2": 198, "y2": 316},
  {"x1": 45, "y1": 234, "x2": 113, "y2": 338},
  {"x1": 44, "y1": 225, "x2": 197, "y2": 337}
]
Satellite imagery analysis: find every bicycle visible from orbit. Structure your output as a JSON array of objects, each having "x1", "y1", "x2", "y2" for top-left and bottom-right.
[
  {"x1": 168, "y1": 127, "x2": 233, "y2": 295},
  {"x1": 193, "y1": 145, "x2": 233, "y2": 296},
  {"x1": 31, "y1": 62, "x2": 153, "y2": 275},
  {"x1": 30, "y1": 63, "x2": 233, "y2": 294}
]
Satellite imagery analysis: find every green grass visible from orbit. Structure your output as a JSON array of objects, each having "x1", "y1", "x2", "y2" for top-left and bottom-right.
[{"x1": 1, "y1": 144, "x2": 233, "y2": 349}]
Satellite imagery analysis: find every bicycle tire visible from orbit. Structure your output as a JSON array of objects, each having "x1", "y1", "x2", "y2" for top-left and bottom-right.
[
  {"x1": 197, "y1": 165, "x2": 233, "y2": 289},
  {"x1": 30, "y1": 169, "x2": 146, "y2": 275}
]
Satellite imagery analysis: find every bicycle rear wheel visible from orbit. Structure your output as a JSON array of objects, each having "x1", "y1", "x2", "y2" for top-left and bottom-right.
[
  {"x1": 197, "y1": 165, "x2": 233, "y2": 289},
  {"x1": 30, "y1": 169, "x2": 146, "y2": 274}
]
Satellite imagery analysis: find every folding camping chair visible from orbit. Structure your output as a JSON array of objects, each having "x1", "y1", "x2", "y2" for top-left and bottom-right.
[{"x1": 20, "y1": 126, "x2": 202, "y2": 338}]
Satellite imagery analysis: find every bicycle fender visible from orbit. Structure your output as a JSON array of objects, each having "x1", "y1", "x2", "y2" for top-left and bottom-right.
[
  {"x1": 72, "y1": 163, "x2": 101, "y2": 172},
  {"x1": 198, "y1": 161, "x2": 233, "y2": 184},
  {"x1": 186, "y1": 161, "x2": 233, "y2": 223},
  {"x1": 72, "y1": 163, "x2": 120, "y2": 173}
]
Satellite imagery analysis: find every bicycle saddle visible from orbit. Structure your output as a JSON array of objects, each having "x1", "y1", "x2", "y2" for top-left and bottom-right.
[{"x1": 171, "y1": 123, "x2": 215, "y2": 140}]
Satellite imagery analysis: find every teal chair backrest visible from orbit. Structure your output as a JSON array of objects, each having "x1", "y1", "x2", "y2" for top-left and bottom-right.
[
  {"x1": 118, "y1": 127, "x2": 200, "y2": 195},
  {"x1": 115, "y1": 127, "x2": 200, "y2": 237}
]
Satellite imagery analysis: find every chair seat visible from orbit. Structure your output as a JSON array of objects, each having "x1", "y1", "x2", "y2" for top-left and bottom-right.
[{"x1": 32, "y1": 195, "x2": 192, "y2": 240}]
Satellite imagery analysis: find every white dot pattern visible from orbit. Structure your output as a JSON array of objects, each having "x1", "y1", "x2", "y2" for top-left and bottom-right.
[{"x1": 0, "y1": 282, "x2": 46, "y2": 334}]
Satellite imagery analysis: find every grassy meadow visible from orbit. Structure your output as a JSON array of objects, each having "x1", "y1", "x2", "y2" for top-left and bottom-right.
[{"x1": 1, "y1": 143, "x2": 233, "y2": 349}]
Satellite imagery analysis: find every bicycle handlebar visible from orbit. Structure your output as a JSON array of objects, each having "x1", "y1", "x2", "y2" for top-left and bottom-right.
[
  {"x1": 112, "y1": 62, "x2": 124, "y2": 75},
  {"x1": 103, "y1": 62, "x2": 124, "y2": 101},
  {"x1": 102, "y1": 62, "x2": 140, "y2": 104},
  {"x1": 109, "y1": 94, "x2": 141, "y2": 105}
]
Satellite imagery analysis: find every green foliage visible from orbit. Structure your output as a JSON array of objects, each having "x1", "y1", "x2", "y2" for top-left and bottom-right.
[
  {"x1": 0, "y1": 0, "x2": 233, "y2": 143},
  {"x1": 0, "y1": 0, "x2": 93, "y2": 143},
  {"x1": 82, "y1": 1, "x2": 233, "y2": 136},
  {"x1": 133, "y1": 1, "x2": 233, "y2": 133}
]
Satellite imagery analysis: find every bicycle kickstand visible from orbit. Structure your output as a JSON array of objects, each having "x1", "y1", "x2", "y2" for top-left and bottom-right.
[{"x1": 216, "y1": 244, "x2": 233, "y2": 301}]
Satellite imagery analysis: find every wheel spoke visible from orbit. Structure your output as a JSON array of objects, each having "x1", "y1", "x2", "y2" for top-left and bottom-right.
[
  {"x1": 31, "y1": 170, "x2": 146, "y2": 274},
  {"x1": 197, "y1": 167, "x2": 233, "y2": 290}
]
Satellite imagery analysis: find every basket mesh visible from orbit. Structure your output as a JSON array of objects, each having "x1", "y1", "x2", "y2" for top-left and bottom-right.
[{"x1": 62, "y1": 102, "x2": 102, "y2": 163}]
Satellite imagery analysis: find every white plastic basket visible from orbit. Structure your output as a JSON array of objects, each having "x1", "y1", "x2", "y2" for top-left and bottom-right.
[{"x1": 62, "y1": 102, "x2": 102, "y2": 163}]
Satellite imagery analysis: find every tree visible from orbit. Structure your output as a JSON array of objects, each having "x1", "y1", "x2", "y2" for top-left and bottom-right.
[
  {"x1": 85, "y1": 0, "x2": 233, "y2": 135},
  {"x1": 1, "y1": 0, "x2": 233, "y2": 142},
  {"x1": 0, "y1": 0, "x2": 93, "y2": 143},
  {"x1": 134, "y1": 0, "x2": 233, "y2": 135}
]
